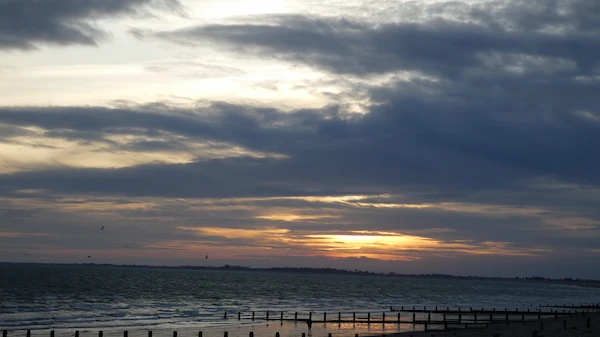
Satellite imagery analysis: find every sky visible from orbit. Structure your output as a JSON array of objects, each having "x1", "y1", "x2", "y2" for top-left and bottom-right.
[{"x1": 1, "y1": 0, "x2": 599, "y2": 279}]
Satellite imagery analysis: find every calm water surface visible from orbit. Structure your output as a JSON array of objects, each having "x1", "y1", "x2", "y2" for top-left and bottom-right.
[{"x1": 2, "y1": 264, "x2": 600, "y2": 337}]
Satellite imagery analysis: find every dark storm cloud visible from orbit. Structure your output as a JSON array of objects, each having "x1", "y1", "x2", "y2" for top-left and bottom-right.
[
  {"x1": 0, "y1": 0, "x2": 183, "y2": 50},
  {"x1": 148, "y1": 0, "x2": 600, "y2": 78}
]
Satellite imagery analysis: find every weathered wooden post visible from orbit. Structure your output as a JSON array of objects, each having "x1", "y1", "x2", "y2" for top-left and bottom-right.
[
  {"x1": 224, "y1": 312, "x2": 227, "y2": 319},
  {"x1": 99, "y1": 331, "x2": 104, "y2": 337},
  {"x1": 2, "y1": 331, "x2": 6, "y2": 337},
  {"x1": 266, "y1": 311, "x2": 269, "y2": 320},
  {"x1": 459, "y1": 312, "x2": 462, "y2": 323},
  {"x1": 338, "y1": 312, "x2": 341, "y2": 322},
  {"x1": 368, "y1": 312, "x2": 371, "y2": 324},
  {"x1": 224, "y1": 332, "x2": 228, "y2": 337},
  {"x1": 29, "y1": 331, "x2": 33, "y2": 337},
  {"x1": 324, "y1": 312, "x2": 327, "y2": 322},
  {"x1": 443, "y1": 312, "x2": 446, "y2": 322},
  {"x1": 249, "y1": 332, "x2": 253, "y2": 337},
  {"x1": 281, "y1": 312, "x2": 284, "y2": 321},
  {"x1": 238, "y1": 312, "x2": 241, "y2": 320},
  {"x1": 276, "y1": 332, "x2": 280, "y2": 337},
  {"x1": 148, "y1": 331, "x2": 152, "y2": 337},
  {"x1": 383, "y1": 312, "x2": 386, "y2": 323},
  {"x1": 309, "y1": 312, "x2": 312, "y2": 321},
  {"x1": 427, "y1": 313, "x2": 431, "y2": 322},
  {"x1": 124, "y1": 331, "x2": 128, "y2": 337},
  {"x1": 199, "y1": 332, "x2": 202, "y2": 337},
  {"x1": 328, "y1": 334, "x2": 332, "y2": 337},
  {"x1": 51, "y1": 331, "x2": 55, "y2": 337},
  {"x1": 522, "y1": 314, "x2": 525, "y2": 322},
  {"x1": 353, "y1": 312, "x2": 356, "y2": 323},
  {"x1": 174, "y1": 331, "x2": 178, "y2": 337},
  {"x1": 397, "y1": 312, "x2": 401, "y2": 323},
  {"x1": 295, "y1": 312, "x2": 298, "y2": 321},
  {"x1": 413, "y1": 312, "x2": 416, "y2": 322},
  {"x1": 252, "y1": 312, "x2": 255, "y2": 321},
  {"x1": 302, "y1": 333, "x2": 305, "y2": 337}
]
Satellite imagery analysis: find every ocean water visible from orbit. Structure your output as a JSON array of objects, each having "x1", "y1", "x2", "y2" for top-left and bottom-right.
[{"x1": 2, "y1": 264, "x2": 600, "y2": 337}]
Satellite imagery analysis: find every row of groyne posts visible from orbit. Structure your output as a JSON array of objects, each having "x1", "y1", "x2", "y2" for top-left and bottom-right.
[{"x1": 3, "y1": 303, "x2": 600, "y2": 337}]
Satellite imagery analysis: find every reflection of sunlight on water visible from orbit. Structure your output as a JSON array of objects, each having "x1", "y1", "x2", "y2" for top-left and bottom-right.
[{"x1": 28, "y1": 321, "x2": 423, "y2": 337}]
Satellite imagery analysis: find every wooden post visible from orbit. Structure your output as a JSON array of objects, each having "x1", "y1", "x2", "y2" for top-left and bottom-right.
[
  {"x1": 224, "y1": 332, "x2": 228, "y2": 337},
  {"x1": 443, "y1": 312, "x2": 446, "y2": 322},
  {"x1": 29, "y1": 331, "x2": 32, "y2": 337},
  {"x1": 427, "y1": 313, "x2": 431, "y2": 322},
  {"x1": 250, "y1": 333, "x2": 254, "y2": 337},
  {"x1": 309, "y1": 312, "x2": 312, "y2": 321},
  {"x1": 276, "y1": 333, "x2": 280, "y2": 337},
  {"x1": 148, "y1": 331, "x2": 152, "y2": 337},
  {"x1": 252, "y1": 312, "x2": 255, "y2": 321},
  {"x1": 199, "y1": 332, "x2": 202, "y2": 337},
  {"x1": 238, "y1": 312, "x2": 241, "y2": 320},
  {"x1": 328, "y1": 334, "x2": 332, "y2": 337},
  {"x1": 51, "y1": 331, "x2": 55, "y2": 337},
  {"x1": 281, "y1": 312, "x2": 284, "y2": 321},
  {"x1": 2, "y1": 331, "x2": 6, "y2": 337},
  {"x1": 266, "y1": 311, "x2": 269, "y2": 320},
  {"x1": 397, "y1": 312, "x2": 401, "y2": 323},
  {"x1": 100, "y1": 331, "x2": 104, "y2": 337},
  {"x1": 302, "y1": 334, "x2": 305, "y2": 337},
  {"x1": 174, "y1": 332, "x2": 178, "y2": 337},
  {"x1": 224, "y1": 312, "x2": 227, "y2": 319},
  {"x1": 324, "y1": 312, "x2": 327, "y2": 322},
  {"x1": 522, "y1": 314, "x2": 525, "y2": 322},
  {"x1": 338, "y1": 312, "x2": 341, "y2": 322},
  {"x1": 295, "y1": 312, "x2": 298, "y2": 321},
  {"x1": 368, "y1": 312, "x2": 371, "y2": 324},
  {"x1": 459, "y1": 312, "x2": 462, "y2": 323},
  {"x1": 413, "y1": 312, "x2": 416, "y2": 322},
  {"x1": 124, "y1": 331, "x2": 128, "y2": 337},
  {"x1": 353, "y1": 312, "x2": 356, "y2": 323},
  {"x1": 383, "y1": 312, "x2": 386, "y2": 323}
]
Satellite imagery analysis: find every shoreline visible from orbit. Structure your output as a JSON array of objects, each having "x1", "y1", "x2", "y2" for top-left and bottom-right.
[{"x1": 378, "y1": 313, "x2": 600, "y2": 337}]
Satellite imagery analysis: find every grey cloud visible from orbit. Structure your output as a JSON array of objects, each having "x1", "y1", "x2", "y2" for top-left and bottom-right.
[
  {"x1": 149, "y1": 1, "x2": 600, "y2": 78},
  {"x1": 0, "y1": 0, "x2": 184, "y2": 50}
]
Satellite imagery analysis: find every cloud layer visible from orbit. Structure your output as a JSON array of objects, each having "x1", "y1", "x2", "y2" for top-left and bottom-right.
[
  {"x1": 0, "y1": 0, "x2": 183, "y2": 50},
  {"x1": 1, "y1": 0, "x2": 600, "y2": 277}
]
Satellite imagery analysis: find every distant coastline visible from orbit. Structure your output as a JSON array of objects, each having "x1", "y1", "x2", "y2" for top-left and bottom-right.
[{"x1": 2, "y1": 261, "x2": 599, "y2": 288}]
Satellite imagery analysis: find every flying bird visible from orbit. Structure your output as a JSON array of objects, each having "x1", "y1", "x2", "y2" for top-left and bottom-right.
[
  {"x1": 101, "y1": 226, "x2": 104, "y2": 230},
  {"x1": 87, "y1": 256, "x2": 91, "y2": 258},
  {"x1": 24, "y1": 252, "x2": 31, "y2": 256},
  {"x1": 125, "y1": 244, "x2": 130, "y2": 249},
  {"x1": 205, "y1": 255, "x2": 208, "y2": 259}
]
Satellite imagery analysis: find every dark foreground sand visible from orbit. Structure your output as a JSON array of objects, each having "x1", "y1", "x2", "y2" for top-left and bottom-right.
[{"x1": 380, "y1": 313, "x2": 600, "y2": 337}]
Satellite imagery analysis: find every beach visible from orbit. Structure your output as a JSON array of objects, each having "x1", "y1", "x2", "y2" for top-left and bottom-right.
[{"x1": 385, "y1": 313, "x2": 600, "y2": 337}]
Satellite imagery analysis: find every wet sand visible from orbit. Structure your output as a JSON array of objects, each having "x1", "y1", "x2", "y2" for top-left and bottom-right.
[{"x1": 380, "y1": 313, "x2": 600, "y2": 337}]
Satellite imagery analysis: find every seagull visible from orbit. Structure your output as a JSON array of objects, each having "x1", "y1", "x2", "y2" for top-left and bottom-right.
[
  {"x1": 101, "y1": 226, "x2": 104, "y2": 230},
  {"x1": 87, "y1": 256, "x2": 91, "y2": 258},
  {"x1": 205, "y1": 255, "x2": 208, "y2": 259},
  {"x1": 125, "y1": 244, "x2": 130, "y2": 249},
  {"x1": 24, "y1": 252, "x2": 31, "y2": 256}
]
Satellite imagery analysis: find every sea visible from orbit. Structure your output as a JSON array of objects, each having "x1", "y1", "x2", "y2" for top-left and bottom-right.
[{"x1": 2, "y1": 264, "x2": 600, "y2": 337}]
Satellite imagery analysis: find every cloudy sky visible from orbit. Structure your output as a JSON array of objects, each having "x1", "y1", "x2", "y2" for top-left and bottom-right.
[{"x1": 1, "y1": 0, "x2": 599, "y2": 279}]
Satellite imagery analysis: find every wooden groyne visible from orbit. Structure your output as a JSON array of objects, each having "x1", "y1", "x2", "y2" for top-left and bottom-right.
[{"x1": 3, "y1": 303, "x2": 599, "y2": 337}]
